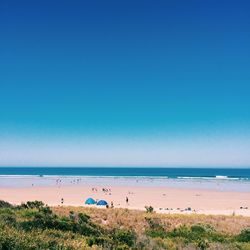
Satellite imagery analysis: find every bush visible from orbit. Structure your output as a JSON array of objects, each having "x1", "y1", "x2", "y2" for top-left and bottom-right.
[
  {"x1": 20, "y1": 209, "x2": 100, "y2": 237},
  {"x1": 87, "y1": 236, "x2": 112, "y2": 247},
  {"x1": 145, "y1": 206, "x2": 154, "y2": 213},
  {"x1": 116, "y1": 244, "x2": 130, "y2": 250},
  {"x1": 112, "y1": 229, "x2": 136, "y2": 247},
  {"x1": 0, "y1": 200, "x2": 13, "y2": 208},
  {"x1": 1, "y1": 200, "x2": 250, "y2": 250},
  {"x1": 0, "y1": 212, "x2": 16, "y2": 226},
  {"x1": 145, "y1": 217, "x2": 166, "y2": 238},
  {"x1": 191, "y1": 224, "x2": 207, "y2": 234},
  {"x1": 168, "y1": 224, "x2": 216, "y2": 241},
  {"x1": 18, "y1": 200, "x2": 45, "y2": 210},
  {"x1": 237, "y1": 228, "x2": 250, "y2": 242},
  {"x1": 78, "y1": 213, "x2": 90, "y2": 223},
  {"x1": 197, "y1": 239, "x2": 210, "y2": 250},
  {"x1": 168, "y1": 225, "x2": 191, "y2": 239}
]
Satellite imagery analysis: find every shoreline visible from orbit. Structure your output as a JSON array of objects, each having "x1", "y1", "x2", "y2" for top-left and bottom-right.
[
  {"x1": 1, "y1": 175, "x2": 250, "y2": 192},
  {"x1": 1, "y1": 184, "x2": 250, "y2": 216}
]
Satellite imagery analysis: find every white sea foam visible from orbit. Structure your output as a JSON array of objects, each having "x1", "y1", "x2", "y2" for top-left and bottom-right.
[
  {"x1": 0, "y1": 175, "x2": 41, "y2": 178},
  {"x1": 0, "y1": 174, "x2": 246, "y2": 181},
  {"x1": 177, "y1": 176, "x2": 241, "y2": 181}
]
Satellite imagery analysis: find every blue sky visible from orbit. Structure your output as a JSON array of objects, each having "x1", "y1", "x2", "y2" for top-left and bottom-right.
[{"x1": 0, "y1": 0, "x2": 250, "y2": 166}]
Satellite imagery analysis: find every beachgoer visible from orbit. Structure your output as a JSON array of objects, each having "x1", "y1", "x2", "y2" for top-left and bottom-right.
[
  {"x1": 111, "y1": 201, "x2": 114, "y2": 208},
  {"x1": 61, "y1": 198, "x2": 64, "y2": 205},
  {"x1": 126, "y1": 196, "x2": 128, "y2": 204}
]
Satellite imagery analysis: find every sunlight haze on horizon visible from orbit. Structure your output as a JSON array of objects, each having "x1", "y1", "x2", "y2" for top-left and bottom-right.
[{"x1": 0, "y1": 0, "x2": 250, "y2": 167}]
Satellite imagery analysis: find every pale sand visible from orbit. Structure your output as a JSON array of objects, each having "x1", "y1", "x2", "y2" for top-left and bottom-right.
[{"x1": 0, "y1": 185, "x2": 250, "y2": 216}]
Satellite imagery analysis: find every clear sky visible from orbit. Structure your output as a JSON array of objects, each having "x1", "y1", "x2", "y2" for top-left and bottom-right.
[{"x1": 0, "y1": 0, "x2": 250, "y2": 167}]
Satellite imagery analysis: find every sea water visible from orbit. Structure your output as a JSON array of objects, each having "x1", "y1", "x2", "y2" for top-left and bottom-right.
[{"x1": 0, "y1": 167, "x2": 249, "y2": 191}]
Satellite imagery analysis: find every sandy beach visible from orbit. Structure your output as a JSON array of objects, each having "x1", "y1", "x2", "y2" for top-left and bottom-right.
[{"x1": 1, "y1": 184, "x2": 250, "y2": 216}]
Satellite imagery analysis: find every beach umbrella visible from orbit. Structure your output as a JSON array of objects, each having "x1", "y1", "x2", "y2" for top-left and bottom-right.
[
  {"x1": 96, "y1": 200, "x2": 108, "y2": 206},
  {"x1": 85, "y1": 198, "x2": 96, "y2": 205}
]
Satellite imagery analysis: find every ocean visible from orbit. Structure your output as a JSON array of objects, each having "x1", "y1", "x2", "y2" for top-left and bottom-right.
[
  {"x1": 0, "y1": 167, "x2": 249, "y2": 179},
  {"x1": 0, "y1": 167, "x2": 250, "y2": 191}
]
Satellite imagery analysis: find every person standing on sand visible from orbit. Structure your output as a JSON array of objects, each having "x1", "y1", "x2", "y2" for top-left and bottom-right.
[
  {"x1": 61, "y1": 198, "x2": 64, "y2": 205},
  {"x1": 126, "y1": 196, "x2": 128, "y2": 205}
]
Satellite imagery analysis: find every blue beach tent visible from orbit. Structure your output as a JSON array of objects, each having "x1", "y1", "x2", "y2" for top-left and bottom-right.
[
  {"x1": 97, "y1": 200, "x2": 108, "y2": 206},
  {"x1": 85, "y1": 198, "x2": 96, "y2": 205}
]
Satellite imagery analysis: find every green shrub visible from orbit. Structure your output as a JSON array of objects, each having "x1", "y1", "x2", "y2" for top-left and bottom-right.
[
  {"x1": 0, "y1": 213, "x2": 16, "y2": 226},
  {"x1": 145, "y1": 217, "x2": 166, "y2": 238},
  {"x1": 169, "y1": 224, "x2": 216, "y2": 240},
  {"x1": 191, "y1": 224, "x2": 207, "y2": 234},
  {"x1": 87, "y1": 236, "x2": 112, "y2": 247},
  {"x1": 145, "y1": 206, "x2": 154, "y2": 213},
  {"x1": 238, "y1": 228, "x2": 250, "y2": 242},
  {"x1": 116, "y1": 244, "x2": 130, "y2": 250},
  {"x1": 197, "y1": 239, "x2": 210, "y2": 250},
  {"x1": 18, "y1": 200, "x2": 45, "y2": 210},
  {"x1": 19, "y1": 209, "x2": 39, "y2": 218},
  {"x1": 113, "y1": 229, "x2": 136, "y2": 247},
  {"x1": 1, "y1": 200, "x2": 250, "y2": 250},
  {"x1": 78, "y1": 213, "x2": 90, "y2": 223},
  {"x1": 0, "y1": 200, "x2": 13, "y2": 208},
  {"x1": 168, "y1": 225, "x2": 192, "y2": 239},
  {"x1": 17, "y1": 206, "x2": 100, "y2": 237}
]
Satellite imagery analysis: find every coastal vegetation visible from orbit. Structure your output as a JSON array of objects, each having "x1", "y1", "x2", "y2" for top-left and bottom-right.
[{"x1": 0, "y1": 200, "x2": 250, "y2": 249}]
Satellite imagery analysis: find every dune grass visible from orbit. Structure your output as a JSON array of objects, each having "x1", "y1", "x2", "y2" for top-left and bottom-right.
[
  {"x1": 0, "y1": 200, "x2": 250, "y2": 249},
  {"x1": 53, "y1": 205, "x2": 250, "y2": 234}
]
